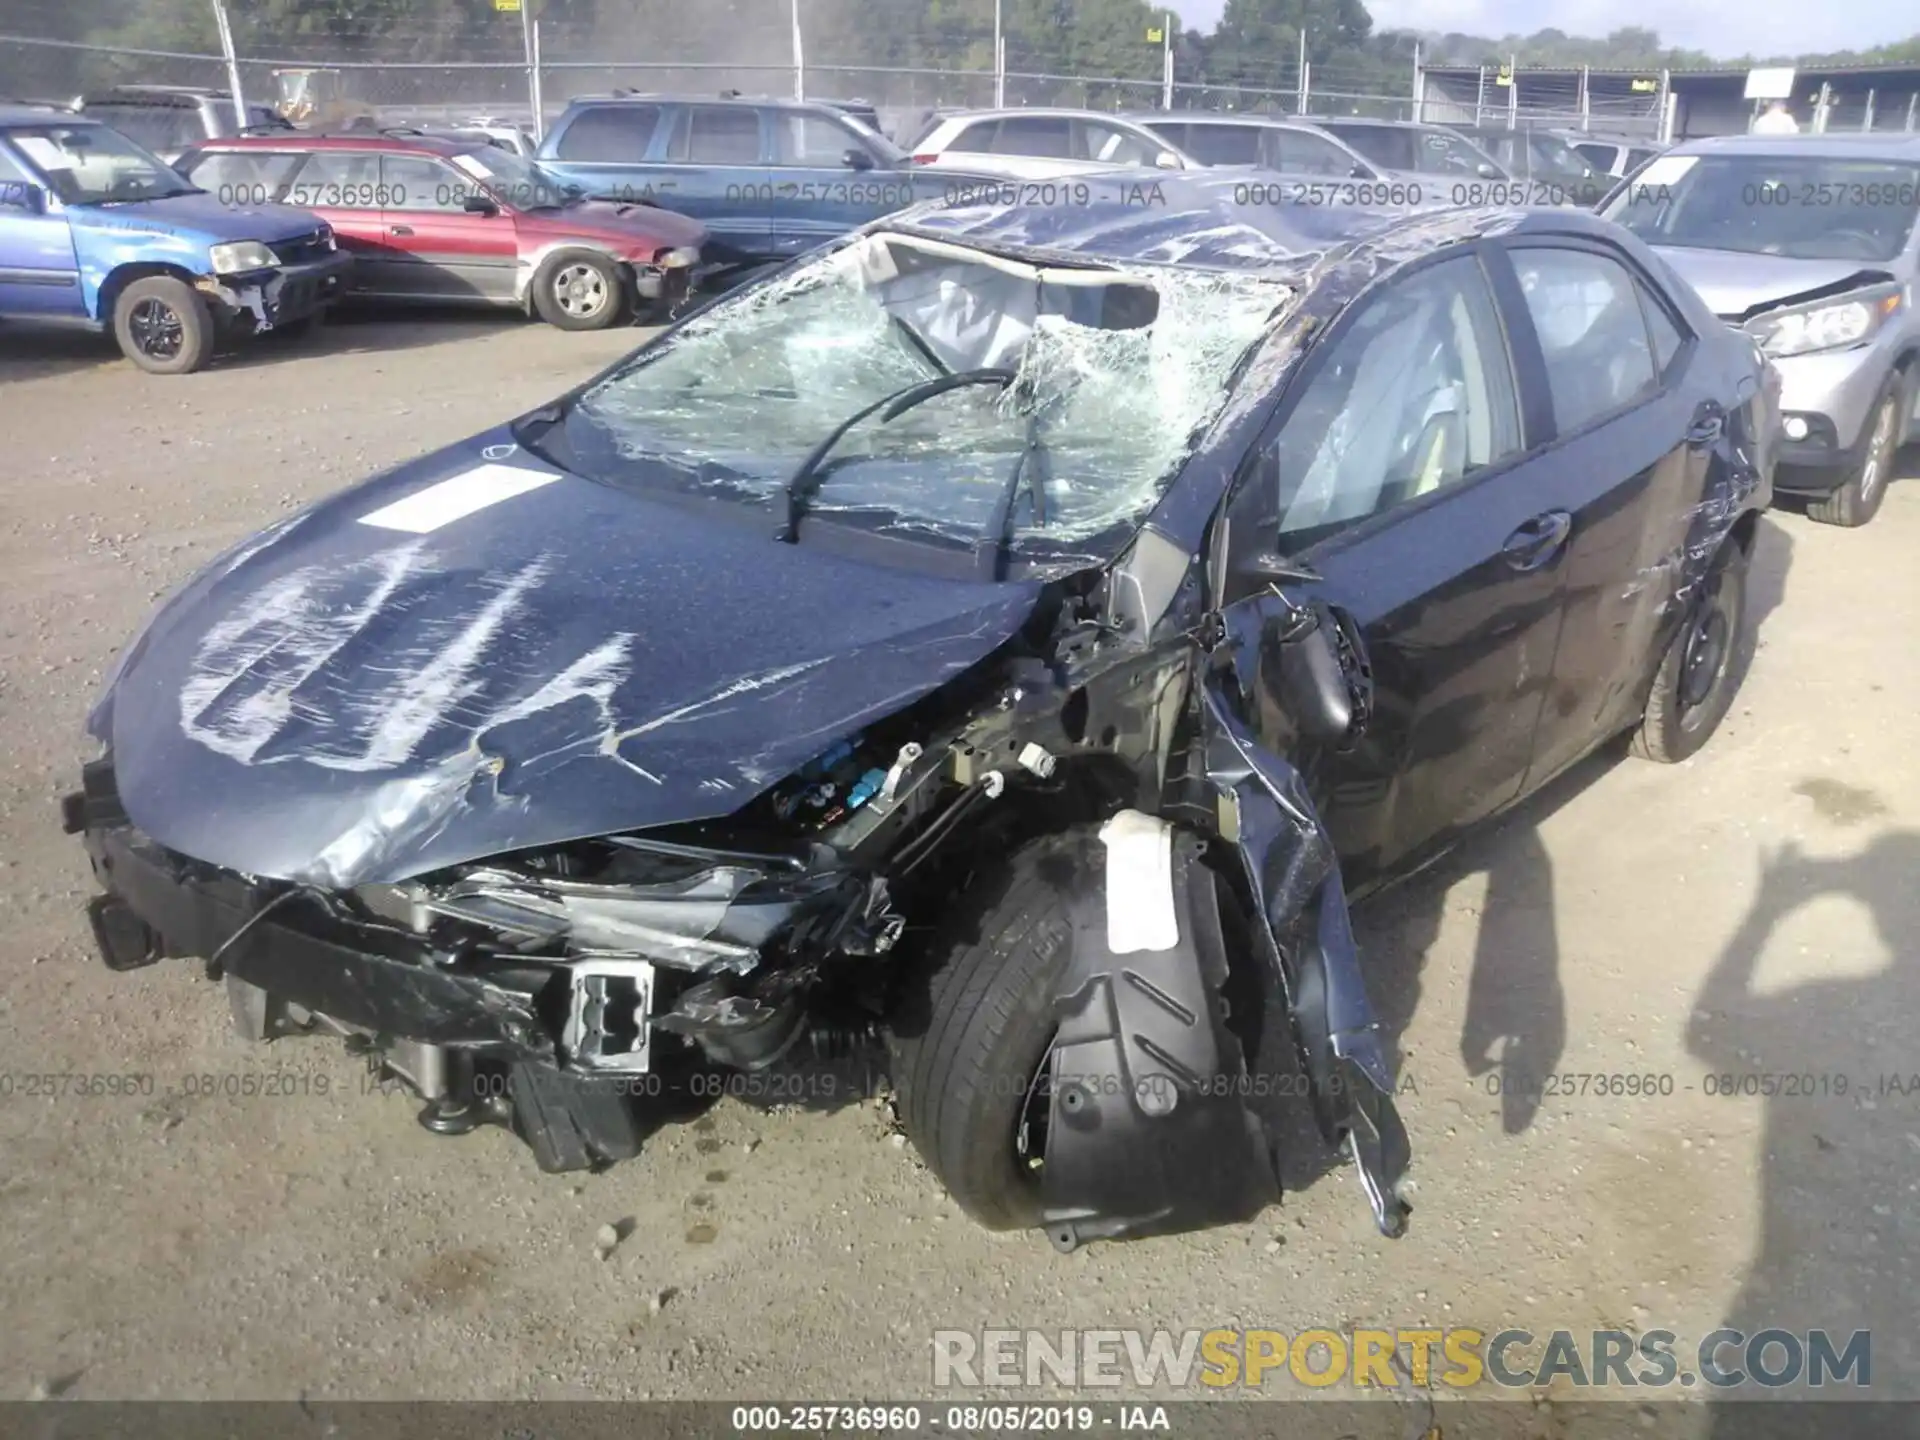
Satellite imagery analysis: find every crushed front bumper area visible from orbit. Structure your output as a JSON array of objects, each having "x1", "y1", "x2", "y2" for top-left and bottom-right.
[
  {"x1": 65, "y1": 771, "x2": 654, "y2": 1172},
  {"x1": 197, "y1": 251, "x2": 351, "y2": 335}
]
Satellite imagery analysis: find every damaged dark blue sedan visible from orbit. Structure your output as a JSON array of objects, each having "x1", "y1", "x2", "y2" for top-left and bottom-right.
[{"x1": 66, "y1": 174, "x2": 1775, "y2": 1249}]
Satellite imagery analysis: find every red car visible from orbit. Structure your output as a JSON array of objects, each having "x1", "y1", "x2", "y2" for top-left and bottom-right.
[{"x1": 176, "y1": 131, "x2": 707, "y2": 329}]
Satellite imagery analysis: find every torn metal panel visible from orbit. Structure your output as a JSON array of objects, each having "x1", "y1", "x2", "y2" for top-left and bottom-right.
[{"x1": 1199, "y1": 677, "x2": 1411, "y2": 1239}]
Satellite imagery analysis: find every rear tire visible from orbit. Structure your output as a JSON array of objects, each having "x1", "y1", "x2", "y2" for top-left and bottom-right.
[
  {"x1": 112, "y1": 277, "x2": 213, "y2": 375},
  {"x1": 531, "y1": 252, "x2": 629, "y2": 331},
  {"x1": 1632, "y1": 540, "x2": 1748, "y2": 764},
  {"x1": 887, "y1": 831, "x2": 1092, "y2": 1231},
  {"x1": 1807, "y1": 380, "x2": 1903, "y2": 527}
]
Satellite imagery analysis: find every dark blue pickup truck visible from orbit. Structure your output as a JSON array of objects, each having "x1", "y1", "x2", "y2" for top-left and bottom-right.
[{"x1": 536, "y1": 94, "x2": 994, "y2": 268}]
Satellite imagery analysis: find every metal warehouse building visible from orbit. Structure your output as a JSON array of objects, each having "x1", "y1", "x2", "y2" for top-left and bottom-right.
[{"x1": 1416, "y1": 61, "x2": 1920, "y2": 143}]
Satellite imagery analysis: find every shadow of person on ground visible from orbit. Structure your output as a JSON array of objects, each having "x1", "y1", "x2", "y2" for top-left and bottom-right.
[{"x1": 1691, "y1": 827, "x2": 1920, "y2": 1437}]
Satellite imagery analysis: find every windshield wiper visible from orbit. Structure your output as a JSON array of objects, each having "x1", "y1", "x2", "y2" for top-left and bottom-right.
[
  {"x1": 978, "y1": 387, "x2": 1058, "y2": 581},
  {"x1": 777, "y1": 367, "x2": 1015, "y2": 542}
]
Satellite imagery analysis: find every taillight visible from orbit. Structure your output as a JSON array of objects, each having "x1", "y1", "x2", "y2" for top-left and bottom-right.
[{"x1": 911, "y1": 153, "x2": 939, "y2": 164}]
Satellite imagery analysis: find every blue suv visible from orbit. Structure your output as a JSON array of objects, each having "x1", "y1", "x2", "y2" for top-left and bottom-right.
[
  {"x1": 0, "y1": 107, "x2": 349, "y2": 373},
  {"x1": 537, "y1": 93, "x2": 992, "y2": 269}
]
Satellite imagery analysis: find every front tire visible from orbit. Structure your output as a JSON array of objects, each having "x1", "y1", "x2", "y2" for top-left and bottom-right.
[
  {"x1": 112, "y1": 277, "x2": 213, "y2": 375},
  {"x1": 887, "y1": 832, "x2": 1092, "y2": 1231},
  {"x1": 531, "y1": 252, "x2": 629, "y2": 331},
  {"x1": 1808, "y1": 380, "x2": 1903, "y2": 528},
  {"x1": 1632, "y1": 540, "x2": 1748, "y2": 764}
]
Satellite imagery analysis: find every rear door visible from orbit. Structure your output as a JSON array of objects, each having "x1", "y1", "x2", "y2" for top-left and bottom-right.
[
  {"x1": 1220, "y1": 248, "x2": 1563, "y2": 890},
  {"x1": 378, "y1": 152, "x2": 518, "y2": 303},
  {"x1": 1491, "y1": 239, "x2": 1710, "y2": 786},
  {"x1": 765, "y1": 107, "x2": 898, "y2": 256},
  {"x1": 0, "y1": 137, "x2": 83, "y2": 317},
  {"x1": 654, "y1": 103, "x2": 773, "y2": 259}
]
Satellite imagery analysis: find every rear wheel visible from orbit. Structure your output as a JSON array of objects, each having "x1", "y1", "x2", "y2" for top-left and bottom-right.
[
  {"x1": 531, "y1": 252, "x2": 628, "y2": 331},
  {"x1": 1808, "y1": 381, "x2": 1903, "y2": 527},
  {"x1": 112, "y1": 277, "x2": 213, "y2": 375},
  {"x1": 1632, "y1": 541, "x2": 1748, "y2": 764}
]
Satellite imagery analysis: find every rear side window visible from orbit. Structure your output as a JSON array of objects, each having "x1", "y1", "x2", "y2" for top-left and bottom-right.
[
  {"x1": 1177, "y1": 123, "x2": 1260, "y2": 166},
  {"x1": 1626, "y1": 149, "x2": 1660, "y2": 173},
  {"x1": 1572, "y1": 141, "x2": 1613, "y2": 169},
  {"x1": 284, "y1": 150, "x2": 384, "y2": 209},
  {"x1": 182, "y1": 149, "x2": 303, "y2": 205},
  {"x1": 554, "y1": 106, "x2": 661, "y2": 163},
  {"x1": 671, "y1": 106, "x2": 762, "y2": 164},
  {"x1": 1079, "y1": 120, "x2": 1158, "y2": 165},
  {"x1": 992, "y1": 117, "x2": 1073, "y2": 158},
  {"x1": 1510, "y1": 247, "x2": 1662, "y2": 434},
  {"x1": 945, "y1": 120, "x2": 998, "y2": 154}
]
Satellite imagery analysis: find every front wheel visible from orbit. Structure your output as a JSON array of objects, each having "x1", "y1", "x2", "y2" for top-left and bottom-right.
[
  {"x1": 112, "y1": 277, "x2": 213, "y2": 375},
  {"x1": 531, "y1": 252, "x2": 629, "y2": 331},
  {"x1": 1632, "y1": 541, "x2": 1748, "y2": 764},
  {"x1": 1808, "y1": 381, "x2": 1904, "y2": 527}
]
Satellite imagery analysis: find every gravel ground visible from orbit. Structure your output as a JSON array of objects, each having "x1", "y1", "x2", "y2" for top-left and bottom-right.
[{"x1": 1, "y1": 312, "x2": 1916, "y2": 1412}]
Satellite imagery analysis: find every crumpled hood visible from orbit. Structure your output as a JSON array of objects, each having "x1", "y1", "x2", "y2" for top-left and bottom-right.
[
  {"x1": 1650, "y1": 246, "x2": 1892, "y2": 320},
  {"x1": 93, "y1": 431, "x2": 1041, "y2": 887},
  {"x1": 70, "y1": 192, "x2": 325, "y2": 248},
  {"x1": 519, "y1": 199, "x2": 707, "y2": 252}
]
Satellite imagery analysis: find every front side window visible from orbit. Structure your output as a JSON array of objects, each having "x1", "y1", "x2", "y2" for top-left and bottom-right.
[
  {"x1": 1262, "y1": 255, "x2": 1522, "y2": 544},
  {"x1": 1511, "y1": 247, "x2": 1662, "y2": 434},
  {"x1": 381, "y1": 155, "x2": 473, "y2": 213},
  {"x1": 1271, "y1": 129, "x2": 1357, "y2": 176},
  {"x1": 775, "y1": 114, "x2": 862, "y2": 166},
  {"x1": 554, "y1": 231, "x2": 1288, "y2": 563},
  {"x1": 1080, "y1": 121, "x2": 1160, "y2": 166},
  {"x1": 6, "y1": 123, "x2": 197, "y2": 204}
]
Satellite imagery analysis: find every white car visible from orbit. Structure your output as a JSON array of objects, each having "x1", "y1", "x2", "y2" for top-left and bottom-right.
[{"x1": 908, "y1": 108, "x2": 1197, "y2": 180}]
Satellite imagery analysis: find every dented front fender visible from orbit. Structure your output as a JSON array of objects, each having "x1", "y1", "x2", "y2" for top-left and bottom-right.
[{"x1": 1200, "y1": 681, "x2": 1412, "y2": 1238}]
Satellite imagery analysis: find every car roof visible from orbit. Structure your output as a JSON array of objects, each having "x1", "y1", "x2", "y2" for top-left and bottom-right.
[
  {"x1": 894, "y1": 168, "x2": 1611, "y2": 272},
  {"x1": 1141, "y1": 114, "x2": 1320, "y2": 129},
  {"x1": 1667, "y1": 132, "x2": 1920, "y2": 159},
  {"x1": 0, "y1": 105, "x2": 97, "y2": 127},
  {"x1": 562, "y1": 93, "x2": 849, "y2": 118},
  {"x1": 933, "y1": 107, "x2": 1161, "y2": 124},
  {"x1": 1311, "y1": 117, "x2": 1449, "y2": 131},
  {"x1": 192, "y1": 131, "x2": 486, "y2": 159}
]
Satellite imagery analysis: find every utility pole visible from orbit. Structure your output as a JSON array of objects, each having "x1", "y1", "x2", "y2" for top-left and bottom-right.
[
  {"x1": 519, "y1": 0, "x2": 540, "y2": 139},
  {"x1": 792, "y1": 0, "x2": 805, "y2": 101},
  {"x1": 1296, "y1": 29, "x2": 1308, "y2": 115},
  {"x1": 207, "y1": 0, "x2": 246, "y2": 129},
  {"x1": 994, "y1": 0, "x2": 1004, "y2": 107},
  {"x1": 1161, "y1": 11, "x2": 1173, "y2": 110}
]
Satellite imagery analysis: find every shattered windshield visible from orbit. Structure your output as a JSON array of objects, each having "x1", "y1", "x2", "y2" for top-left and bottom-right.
[
  {"x1": 562, "y1": 230, "x2": 1289, "y2": 559},
  {"x1": 1606, "y1": 155, "x2": 1920, "y2": 263}
]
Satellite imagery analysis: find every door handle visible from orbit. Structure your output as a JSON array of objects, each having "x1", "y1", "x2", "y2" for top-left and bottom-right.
[
  {"x1": 1501, "y1": 510, "x2": 1573, "y2": 572},
  {"x1": 388, "y1": 224, "x2": 414, "y2": 236},
  {"x1": 1687, "y1": 403, "x2": 1725, "y2": 448}
]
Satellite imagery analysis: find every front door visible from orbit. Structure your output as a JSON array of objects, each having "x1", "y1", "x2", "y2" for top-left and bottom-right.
[
  {"x1": 377, "y1": 153, "x2": 519, "y2": 304},
  {"x1": 1220, "y1": 248, "x2": 1569, "y2": 892},
  {"x1": 0, "y1": 141, "x2": 82, "y2": 318},
  {"x1": 766, "y1": 109, "x2": 898, "y2": 256}
]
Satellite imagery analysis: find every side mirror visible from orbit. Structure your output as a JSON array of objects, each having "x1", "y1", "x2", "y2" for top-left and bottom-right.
[
  {"x1": 843, "y1": 148, "x2": 875, "y2": 171},
  {"x1": 0, "y1": 180, "x2": 47, "y2": 213},
  {"x1": 462, "y1": 193, "x2": 501, "y2": 215},
  {"x1": 1154, "y1": 150, "x2": 1182, "y2": 170},
  {"x1": 1270, "y1": 602, "x2": 1356, "y2": 744},
  {"x1": 1476, "y1": 161, "x2": 1499, "y2": 177},
  {"x1": 1349, "y1": 162, "x2": 1370, "y2": 179}
]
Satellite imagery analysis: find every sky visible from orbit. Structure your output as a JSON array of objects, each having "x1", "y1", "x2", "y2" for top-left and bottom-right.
[{"x1": 1171, "y1": 0, "x2": 1917, "y2": 60}]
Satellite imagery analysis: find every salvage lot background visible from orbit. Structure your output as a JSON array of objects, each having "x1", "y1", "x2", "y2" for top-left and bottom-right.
[{"x1": 1, "y1": 315, "x2": 1915, "y2": 1402}]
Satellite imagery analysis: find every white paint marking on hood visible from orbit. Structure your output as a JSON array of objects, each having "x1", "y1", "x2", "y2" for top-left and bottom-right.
[
  {"x1": 1098, "y1": 809, "x2": 1180, "y2": 955},
  {"x1": 356, "y1": 463, "x2": 561, "y2": 534}
]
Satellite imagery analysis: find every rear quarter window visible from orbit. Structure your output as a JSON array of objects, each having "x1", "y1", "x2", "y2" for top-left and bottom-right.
[{"x1": 554, "y1": 106, "x2": 662, "y2": 162}]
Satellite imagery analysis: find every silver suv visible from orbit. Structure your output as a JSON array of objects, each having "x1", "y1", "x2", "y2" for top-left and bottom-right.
[{"x1": 1604, "y1": 133, "x2": 1920, "y2": 526}]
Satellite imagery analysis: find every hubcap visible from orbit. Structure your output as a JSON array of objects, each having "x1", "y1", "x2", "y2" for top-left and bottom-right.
[
  {"x1": 553, "y1": 263, "x2": 608, "y2": 319},
  {"x1": 128, "y1": 298, "x2": 183, "y2": 359},
  {"x1": 1858, "y1": 397, "x2": 1898, "y2": 502}
]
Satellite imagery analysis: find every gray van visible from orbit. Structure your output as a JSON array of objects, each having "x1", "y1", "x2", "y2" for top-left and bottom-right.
[{"x1": 1603, "y1": 133, "x2": 1920, "y2": 526}]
